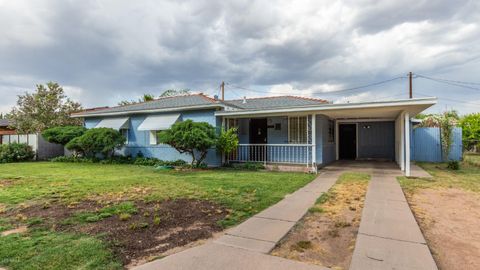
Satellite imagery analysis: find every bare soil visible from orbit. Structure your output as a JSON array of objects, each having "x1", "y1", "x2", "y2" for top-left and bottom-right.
[
  {"x1": 4, "y1": 199, "x2": 228, "y2": 266},
  {"x1": 271, "y1": 179, "x2": 368, "y2": 270},
  {"x1": 407, "y1": 188, "x2": 480, "y2": 270}
]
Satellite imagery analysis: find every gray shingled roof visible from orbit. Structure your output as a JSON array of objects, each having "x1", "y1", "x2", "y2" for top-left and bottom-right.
[
  {"x1": 74, "y1": 94, "x2": 330, "y2": 117},
  {"x1": 224, "y1": 96, "x2": 328, "y2": 110},
  {"x1": 77, "y1": 94, "x2": 219, "y2": 116},
  {"x1": 0, "y1": 119, "x2": 10, "y2": 127}
]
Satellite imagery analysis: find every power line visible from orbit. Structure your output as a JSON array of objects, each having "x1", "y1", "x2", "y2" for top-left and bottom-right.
[
  {"x1": 416, "y1": 91, "x2": 480, "y2": 106},
  {"x1": 226, "y1": 76, "x2": 406, "y2": 96},
  {"x1": 416, "y1": 74, "x2": 480, "y2": 92},
  {"x1": 416, "y1": 74, "x2": 480, "y2": 86}
]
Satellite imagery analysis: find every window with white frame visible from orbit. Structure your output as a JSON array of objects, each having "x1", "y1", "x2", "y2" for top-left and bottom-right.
[
  {"x1": 149, "y1": 130, "x2": 165, "y2": 145},
  {"x1": 288, "y1": 116, "x2": 308, "y2": 144}
]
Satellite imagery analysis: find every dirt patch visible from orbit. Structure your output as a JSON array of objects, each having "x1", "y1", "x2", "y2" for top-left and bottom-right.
[
  {"x1": 1, "y1": 225, "x2": 27, "y2": 236},
  {"x1": 3, "y1": 199, "x2": 228, "y2": 266},
  {"x1": 272, "y1": 175, "x2": 368, "y2": 269},
  {"x1": 407, "y1": 188, "x2": 480, "y2": 270},
  {"x1": 0, "y1": 179, "x2": 16, "y2": 188}
]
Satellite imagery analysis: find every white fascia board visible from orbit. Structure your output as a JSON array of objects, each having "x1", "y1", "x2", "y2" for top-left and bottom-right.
[
  {"x1": 72, "y1": 104, "x2": 223, "y2": 118},
  {"x1": 215, "y1": 97, "x2": 437, "y2": 117}
]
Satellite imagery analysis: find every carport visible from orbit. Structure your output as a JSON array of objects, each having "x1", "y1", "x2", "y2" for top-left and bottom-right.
[{"x1": 217, "y1": 97, "x2": 437, "y2": 176}]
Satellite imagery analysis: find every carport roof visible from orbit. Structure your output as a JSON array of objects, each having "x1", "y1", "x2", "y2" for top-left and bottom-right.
[{"x1": 215, "y1": 97, "x2": 437, "y2": 119}]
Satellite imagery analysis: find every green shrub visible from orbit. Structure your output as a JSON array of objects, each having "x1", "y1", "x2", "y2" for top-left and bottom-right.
[
  {"x1": 133, "y1": 157, "x2": 161, "y2": 166},
  {"x1": 66, "y1": 128, "x2": 125, "y2": 158},
  {"x1": 0, "y1": 143, "x2": 35, "y2": 163},
  {"x1": 238, "y1": 162, "x2": 265, "y2": 171},
  {"x1": 158, "y1": 120, "x2": 216, "y2": 167},
  {"x1": 447, "y1": 161, "x2": 460, "y2": 170},
  {"x1": 50, "y1": 156, "x2": 97, "y2": 163},
  {"x1": 42, "y1": 126, "x2": 86, "y2": 145},
  {"x1": 216, "y1": 128, "x2": 239, "y2": 158}
]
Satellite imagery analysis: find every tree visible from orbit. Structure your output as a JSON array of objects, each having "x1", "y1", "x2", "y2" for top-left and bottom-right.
[
  {"x1": 216, "y1": 128, "x2": 239, "y2": 163},
  {"x1": 9, "y1": 82, "x2": 83, "y2": 133},
  {"x1": 460, "y1": 113, "x2": 480, "y2": 151},
  {"x1": 160, "y1": 89, "x2": 190, "y2": 97},
  {"x1": 42, "y1": 126, "x2": 87, "y2": 145},
  {"x1": 419, "y1": 111, "x2": 458, "y2": 161},
  {"x1": 158, "y1": 120, "x2": 216, "y2": 167},
  {"x1": 66, "y1": 128, "x2": 125, "y2": 158},
  {"x1": 118, "y1": 93, "x2": 156, "y2": 106}
]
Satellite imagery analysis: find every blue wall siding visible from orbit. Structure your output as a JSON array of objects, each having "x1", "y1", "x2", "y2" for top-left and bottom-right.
[
  {"x1": 412, "y1": 127, "x2": 462, "y2": 162},
  {"x1": 84, "y1": 109, "x2": 222, "y2": 166},
  {"x1": 267, "y1": 117, "x2": 289, "y2": 144},
  {"x1": 357, "y1": 121, "x2": 395, "y2": 160}
]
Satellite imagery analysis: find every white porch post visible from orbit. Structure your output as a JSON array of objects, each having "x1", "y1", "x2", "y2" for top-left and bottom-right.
[
  {"x1": 222, "y1": 117, "x2": 226, "y2": 165},
  {"x1": 312, "y1": 114, "x2": 316, "y2": 171},
  {"x1": 405, "y1": 112, "x2": 411, "y2": 177},
  {"x1": 400, "y1": 112, "x2": 405, "y2": 171},
  {"x1": 335, "y1": 121, "x2": 339, "y2": 160}
]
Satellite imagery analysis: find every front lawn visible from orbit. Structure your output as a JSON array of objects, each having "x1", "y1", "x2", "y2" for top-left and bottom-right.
[{"x1": 0, "y1": 162, "x2": 315, "y2": 269}]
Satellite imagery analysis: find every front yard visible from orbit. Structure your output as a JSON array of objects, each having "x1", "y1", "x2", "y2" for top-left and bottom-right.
[
  {"x1": 0, "y1": 162, "x2": 315, "y2": 269},
  {"x1": 399, "y1": 157, "x2": 480, "y2": 270}
]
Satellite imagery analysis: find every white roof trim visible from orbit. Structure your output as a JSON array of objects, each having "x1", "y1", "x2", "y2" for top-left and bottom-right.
[
  {"x1": 138, "y1": 113, "x2": 180, "y2": 131},
  {"x1": 215, "y1": 97, "x2": 437, "y2": 116},
  {"x1": 72, "y1": 104, "x2": 223, "y2": 118},
  {"x1": 95, "y1": 117, "x2": 129, "y2": 130}
]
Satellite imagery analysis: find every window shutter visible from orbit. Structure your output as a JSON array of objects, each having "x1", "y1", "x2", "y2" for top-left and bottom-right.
[{"x1": 149, "y1": 131, "x2": 157, "y2": 145}]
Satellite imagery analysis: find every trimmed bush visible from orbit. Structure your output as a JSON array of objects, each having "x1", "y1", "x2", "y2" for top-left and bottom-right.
[
  {"x1": 42, "y1": 126, "x2": 86, "y2": 145},
  {"x1": 66, "y1": 128, "x2": 125, "y2": 158},
  {"x1": 0, "y1": 143, "x2": 35, "y2": 163}
]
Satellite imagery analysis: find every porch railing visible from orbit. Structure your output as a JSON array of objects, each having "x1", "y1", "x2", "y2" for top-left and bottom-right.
[{"x1": 227, "y1": 144, "x2": 315, "y2": 166}]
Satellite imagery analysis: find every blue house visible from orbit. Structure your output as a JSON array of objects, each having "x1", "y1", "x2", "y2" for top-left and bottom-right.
[{"x1": 73, "y1": 94, "x2": 448, "y2": 176}]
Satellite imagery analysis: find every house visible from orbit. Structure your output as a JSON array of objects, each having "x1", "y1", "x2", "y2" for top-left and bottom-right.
[
  {"x1": 0, "y1": 119, "x2": 16, "y2": 144},
  {"x1": 72, "y1": 93, "x2": 441, "y2": 176}
]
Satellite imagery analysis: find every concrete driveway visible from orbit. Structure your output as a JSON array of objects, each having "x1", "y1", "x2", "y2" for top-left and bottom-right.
[{"x1": 134, "y1": 161, "x2": 437, "y2": 270}]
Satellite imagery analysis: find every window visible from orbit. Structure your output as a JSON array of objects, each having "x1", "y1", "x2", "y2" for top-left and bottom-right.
[
  {"x1": 149, "y1": 130, "x2": 165, "y2": 145},
  {"x1": 288, "y1": 116, "x2": 307, "y2": 144},
  {"x1": 328, "y1": 120, "x2": 335, "y2": 142},
  {"x1": 120, "y1": 129, "x2": 129, "y2": 144}
]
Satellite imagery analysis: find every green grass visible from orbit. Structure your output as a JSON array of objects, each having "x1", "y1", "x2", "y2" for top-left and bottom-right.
[
  {"x1": 398, "y1": 161, "x2": 480, "y2": 194},
  {"x1": 0, "y1": 162, "x2": 315, "y2": 225},
  {"x1": 464, "y1": 153, "x2": 480, "y2": 167},
  {"x1": 0, "y1": 230, "x2": 121, "y2": 270},
  {"x1": 0, "y1": 162, "x2": 315, "y2": 269}
]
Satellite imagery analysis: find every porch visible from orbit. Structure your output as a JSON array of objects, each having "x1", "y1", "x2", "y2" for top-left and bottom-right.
[{"x1": 218, "y1": 98, "x2": 438, "y2": 176}]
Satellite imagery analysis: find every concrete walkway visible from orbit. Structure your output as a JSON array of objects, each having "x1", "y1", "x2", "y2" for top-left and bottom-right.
[
  {"x1": 134, "y1": 169, "x2": 341, "y2": 270},
  {"x1": 349, "y1": 168, "x2": 438, "y2": 270}
]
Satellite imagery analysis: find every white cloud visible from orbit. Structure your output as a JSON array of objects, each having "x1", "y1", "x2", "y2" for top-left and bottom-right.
[{"x1": 0, "y1": 0, "x2": 479, "y2": 114}]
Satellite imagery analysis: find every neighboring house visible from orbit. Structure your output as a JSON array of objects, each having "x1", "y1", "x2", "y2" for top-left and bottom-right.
[
  {"x1": 72, "y1": 93, "x2": 454, "y2": 176},
  {"x1": 0, "y1": 119, "x2": 64, "y2": 160},
  {"x1": 0, "y1": 119, "x2": 16, "y2": 144}
]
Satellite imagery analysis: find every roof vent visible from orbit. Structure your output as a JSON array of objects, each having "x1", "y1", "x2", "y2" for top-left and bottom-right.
[{"x1": 242, "y1": 96, "x2": 247, "y2": 104}]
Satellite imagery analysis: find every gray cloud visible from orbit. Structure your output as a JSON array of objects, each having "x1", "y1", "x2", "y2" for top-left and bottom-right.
[{"x1": 0, "y1": 0, "x2": 479, "y2": 114}]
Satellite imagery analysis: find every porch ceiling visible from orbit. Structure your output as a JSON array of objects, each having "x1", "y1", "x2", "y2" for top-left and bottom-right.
[{"x1": 216, "y1": 97, "x2": 437, "y2": 119}]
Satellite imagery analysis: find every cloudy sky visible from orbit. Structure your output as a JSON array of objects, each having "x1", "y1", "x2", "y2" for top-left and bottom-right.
[{"x1": 1, "y1": 0, "x2": 479, "y2": 115}]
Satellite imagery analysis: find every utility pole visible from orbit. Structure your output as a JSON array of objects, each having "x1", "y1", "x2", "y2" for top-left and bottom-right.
[
  {"x1": 409, "y1": 72, "x2": 413, "y2": 98},
  {"x1": 220, "y1": 81, "x2": 225, "y2": 101}
]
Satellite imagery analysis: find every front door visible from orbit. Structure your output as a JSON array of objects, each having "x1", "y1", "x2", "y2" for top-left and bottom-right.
[
  {"x1": 339, "y1": 124, "x2": 356, "y2": 160},
  {"x1": 249, "y1": 118, "x2": 267, "y2": 161}
]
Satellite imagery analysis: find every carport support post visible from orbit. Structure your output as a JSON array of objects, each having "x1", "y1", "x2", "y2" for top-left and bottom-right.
[
  {"x1": 405, "y1": 112, "x2": 411, "y2": 176},
  {"x1": 312, "y1": 114, "x2": 316, "y2": 172}
]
